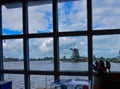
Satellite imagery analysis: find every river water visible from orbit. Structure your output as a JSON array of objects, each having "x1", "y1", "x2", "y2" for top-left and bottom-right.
[{"x1": 3, "y1": 61, "x2": 120, "y2": 89}]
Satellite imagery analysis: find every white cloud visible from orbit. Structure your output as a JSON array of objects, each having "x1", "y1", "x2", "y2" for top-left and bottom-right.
[
  {"x1": 39, "y1": 38, "x2": 53, "y2": 53},
  {"x1": 2, "y1": 6, "x2": 23, "y2": 31},
  {"x1": 28, "y1": 3, "x2": 52, "y2": 33},
  {"x1": 3, "y1": 39, "x2": 23, "y2": 58},
  {"x1": 2, "y1": 1, "x2": 120, "y2": 58},
  {"x1": 79, "y1": 41, "x2": 85, "y2": 46},
  {"x1": 93, "y1": 35, "x2": 120, "y2": 58},
  {"x1": 58, "y1": 0, "x2": 87, "y2": 31},
  {"x1": 93, "y1": 0, "x2": 120, "y2": 29},
  {"x1": 29, "y1": 38, "x2": 53, "y2": 58},
  {"x1": 110, "y1": 49, "x2": 118, "y2": 54}
]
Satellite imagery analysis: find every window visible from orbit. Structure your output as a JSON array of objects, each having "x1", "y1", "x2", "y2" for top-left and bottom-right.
[
  {"x1": 58, "y1": 0, "x2": 87, "y2": 32},
  {"x1": 4, "y1": 74, "x2": 24, "y2": 89},
  {"x1": 28, "y1": 1, "x2": 53, "y2": 34},
  {"x1": 59, "y1": 36, "x2": 88, "y2": 71},
  {"x1": 0, "y1": 0, "x2": 120, "y2": 89},
  {"x1": 30, "y1": 75, "x2": 54, "y2": 89},
  {"x1": 92, "y1": 0, "x2": 120, "y2": 30},
  {"x1": 2, "y1": 3, "x2": 23, "y2": 35},
  {"x1": 3, "y1": 39, "x2": 23, "y2": 70},
  {"x1": 93, "y1": 35, "x2": 120, "y2": 72},
  {"x1": 29, "y1": 38, "x2": 54, "y2": 71}
]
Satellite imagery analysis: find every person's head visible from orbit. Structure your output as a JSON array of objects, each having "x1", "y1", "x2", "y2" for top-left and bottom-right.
[
  {"x1": 95, "y1": 60, "x2": 99, "y2": 67},
  {"x1": 99, "y1": 60, "x2": 105, "y2": 67}
]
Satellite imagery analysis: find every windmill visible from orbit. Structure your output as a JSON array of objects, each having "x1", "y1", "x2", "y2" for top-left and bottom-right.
[{"x1": 70, "y1": 41, "x2": 80, "y2": 62}]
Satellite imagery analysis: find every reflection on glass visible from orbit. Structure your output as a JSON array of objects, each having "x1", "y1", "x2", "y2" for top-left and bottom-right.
[
  {"x1": 29, "y1": 38, "x2": 54, "y2": 71},
  {"x1": 30, "y1": 75, "x2": 54, "y2": 89},
  {"x1": 93, "y1": 0, "x2": 120, "y2": 30},
  {"x1": 58, "y1": 0, "x2": 87, "y2": 32},
  {"x1": 4, "y1": 74, "x2": 24, "y2": 89},
  {"x1": 93, "y1": 35, "x2": 120, "y2": 72},
  {"x1": 59, "y1": 36, "x2": 88, "y2": 71},
  {"x1": 28, "y1": 1, "x2": 53, "y2": 34},
  {"x1": 3, "y1": 39, "x2": 23, "y2": 70},
  {"x1": 2, "y1": 4, "x2": 23, "y2": 35}
]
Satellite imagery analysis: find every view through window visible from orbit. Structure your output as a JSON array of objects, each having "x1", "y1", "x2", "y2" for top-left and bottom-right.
[{"x1": 0, "y1": 0, "x2": 120, "y2": 89}]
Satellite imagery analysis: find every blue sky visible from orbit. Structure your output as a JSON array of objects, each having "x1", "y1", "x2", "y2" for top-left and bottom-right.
[{"x1": 2, "y1": 0, "x2": 120, "y2": 59}]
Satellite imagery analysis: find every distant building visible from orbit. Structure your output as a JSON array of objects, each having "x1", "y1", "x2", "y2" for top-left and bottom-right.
[{"x1": 115, "y1": 50, "x2": 120, "y2": 63}]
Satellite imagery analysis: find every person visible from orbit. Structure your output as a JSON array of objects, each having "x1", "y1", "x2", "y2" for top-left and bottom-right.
[{"x1": 92, "y1": 60, "x2": 99, "y2": 71}]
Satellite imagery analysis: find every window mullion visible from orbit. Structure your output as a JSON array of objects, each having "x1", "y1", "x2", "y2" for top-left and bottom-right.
[
  {"x1": 0, "y1": 4, "x2": 4, "y2": 81},
  {"x1": 52, "y1": 0, "x2": 59, "y2": 81},
  {"x1": 22, "y1": 1, "x2": 30, "y2": 89},
  {"x1": 87, "y1": 0, "x2": 93, "y2": 89}
]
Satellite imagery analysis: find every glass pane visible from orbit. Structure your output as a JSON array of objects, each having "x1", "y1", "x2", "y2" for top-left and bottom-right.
[
  {"x1": 28, "y1": 1, "x2": 53, "y2": 34},
  {"x1": 30, "y1": 75, "x2": 54, "y2": 89},
  {"x1": 58, "y1": 0, "x2": 87, "y2": 32},
  {"x1": 60, "y1": 76, "x2": 89, "y2": 89},
  {"x1": 4, "y1": 74, "x2": 24, "y2": 89},
  {"x1": 93, "y1": 35, "x2": 120, "y2": 72},
  {"x1": 59, "y1": 36, "x2": 88, "y2": 71},
  {"x1": 29, "y1": 38, "x2": 54, "y2": 71},
  {"x1": 3, "y1": 39, "x2": 24, "y2": 70},
  {"x1": 92, "y1": 0, "x2": 120, "y2": 30},
  {"x1": 60, "y1": 76, "x2": 88, "y2": 80},
  {"x1": 2, "y1": 4, "x2": 23, "y2": 35}
]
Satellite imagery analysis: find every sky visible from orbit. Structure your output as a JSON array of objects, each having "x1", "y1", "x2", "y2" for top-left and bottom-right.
[{"x1": 1, "y1": 0, "x2": 120, "y2": 59}]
